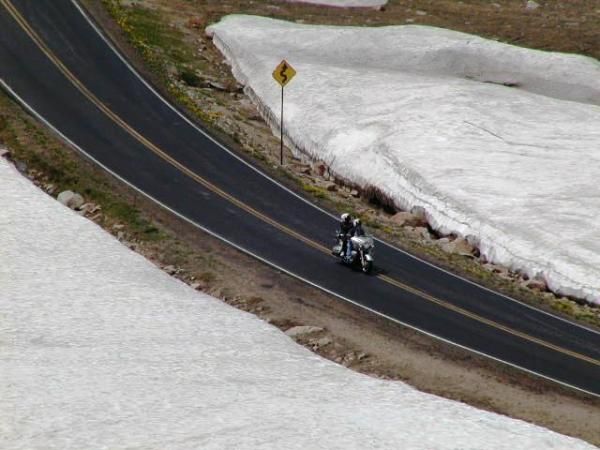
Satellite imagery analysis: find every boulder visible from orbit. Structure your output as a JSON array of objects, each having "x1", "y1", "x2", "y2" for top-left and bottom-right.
[
  {"x1": 439, "y1": 237, "x2": 475, "y2": 256},
  {"x1": 390, "y1": 211, "x2": 426, "y2": 227},
  {"x1": 285, "y1": 325, "x2": 323, "y2": 338},
  {"x1": 57, "y1": 190, "x2": 84, "y2": 210}
]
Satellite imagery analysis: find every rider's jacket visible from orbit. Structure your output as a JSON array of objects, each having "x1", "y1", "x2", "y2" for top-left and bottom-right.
[{"x1": 340, "y1": 220, "x2": 353, "y2": 237}]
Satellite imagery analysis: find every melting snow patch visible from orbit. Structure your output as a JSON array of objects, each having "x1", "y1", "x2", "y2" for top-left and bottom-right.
[{"x1": 1, "y1": 152, "x2": 597, "y2": 448}]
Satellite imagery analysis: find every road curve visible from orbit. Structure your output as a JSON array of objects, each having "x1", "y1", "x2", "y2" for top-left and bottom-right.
[{"x1": 0, "y1": 0, "x2": 599, "y2": 395}]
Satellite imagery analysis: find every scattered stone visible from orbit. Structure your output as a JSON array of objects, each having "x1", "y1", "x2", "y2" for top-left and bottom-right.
[
  {"x1": 44, "y1": 183, "x2": 56, "y2": 195},
  {"x1": 525, "y1": 0, "x2": 540, "y2": 10},
  {"x1": 390, "y1": 211, "x2": 426, "y2": 227},
  {"x1": 112, "y1": 223, "x2": 125, "y2": 230},
  {"x1": 350, "y1": 189, "x2": 360, "y2": 198},
  {"x1": 284, "y1": 325, "x2": 324, "y2": 338},
  {"x1": 314, "y1": 337, "x2": 332, "y2": 347},
  {"x1": 324, "y1": 182, "x2": 337, "y2": 192},
  {"x1": 79, "y1": 203, "x2": 101, "y2": 215},
  {"x1": 416, "y1": 10, "x2": 427, "y2": 16},
  {"x1": 0, "y1": 147, "x2": 10, "y2": 159},
  {"x1": 405, "y1": 226, "x2": 431, "y2": 241},
  {"x1": 57, "y1": 190, "x2": 84, "y2": 210},
  {"x1": 117, "y1": 231, "x2": 125, "y2": 241}
]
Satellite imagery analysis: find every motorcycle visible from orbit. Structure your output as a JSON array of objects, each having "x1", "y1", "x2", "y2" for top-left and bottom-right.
[{"x1": 332, "y1": 232, "x2": 375, "y2": 274}]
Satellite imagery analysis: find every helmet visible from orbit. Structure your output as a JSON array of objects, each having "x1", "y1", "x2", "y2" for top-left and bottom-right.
[
  {"x1": 353, "y1": 218, "x2": 361, "y2": 226},
  {"x1": 341, "y1": 213, "x2": 351, "y2": 223}
]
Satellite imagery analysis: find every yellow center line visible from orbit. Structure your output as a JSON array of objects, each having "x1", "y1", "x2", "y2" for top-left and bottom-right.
[{"x1": 3, "y1": 0, "x2": 598, "y2": 367}]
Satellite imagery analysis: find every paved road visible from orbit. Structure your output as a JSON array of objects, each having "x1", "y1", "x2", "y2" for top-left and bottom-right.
[{"x1": 1, "y1": 0, "x2": 598, "y2": 395}]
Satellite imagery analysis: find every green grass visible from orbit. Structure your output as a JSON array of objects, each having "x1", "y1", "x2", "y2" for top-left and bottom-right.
[{"x1": 301, "y1": 183, "x2": 328, "y2": 199}]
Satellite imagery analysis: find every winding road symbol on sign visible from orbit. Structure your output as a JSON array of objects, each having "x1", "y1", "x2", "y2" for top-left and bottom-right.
[{"x1": 272, "y1": 59, "x2": 296, "y2": 87}]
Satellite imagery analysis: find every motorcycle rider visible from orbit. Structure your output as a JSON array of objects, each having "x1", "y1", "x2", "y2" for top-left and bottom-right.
[{"x1": 339, "y1": 213, "x2": 353, "y2": 258}]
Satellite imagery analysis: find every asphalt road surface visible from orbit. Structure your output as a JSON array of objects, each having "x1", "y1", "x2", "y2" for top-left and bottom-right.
[{"x1": 1, "y1": 0, "x2": 598, "y2": 395}]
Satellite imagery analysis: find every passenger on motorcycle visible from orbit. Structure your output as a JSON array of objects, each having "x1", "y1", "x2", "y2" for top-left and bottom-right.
[
  {"x1": 339, "y1": 213, "x2": 353, "y2": 258},
  {"x1": 345, "y1": 218, "x2": 365, "y2": 260}
]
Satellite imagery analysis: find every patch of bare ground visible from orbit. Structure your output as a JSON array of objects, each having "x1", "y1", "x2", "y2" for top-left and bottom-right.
[{"x1": 5, "y1": 0, "x2": 598, "y2": 445}]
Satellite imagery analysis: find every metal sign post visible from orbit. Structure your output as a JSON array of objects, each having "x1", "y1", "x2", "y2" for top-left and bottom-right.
[{"x1": 272, "y1": 59, "x2": 296, "y2": 165}]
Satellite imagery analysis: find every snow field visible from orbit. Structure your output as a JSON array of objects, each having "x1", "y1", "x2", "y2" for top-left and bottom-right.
[{"x1": 1, "y1": 155, "x2": 596, "y2": 448}]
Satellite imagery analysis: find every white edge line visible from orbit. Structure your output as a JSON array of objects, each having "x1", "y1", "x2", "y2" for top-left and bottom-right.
[
  {"x1": 1, "y1": 78, "x2": 597, "y2": 399},
  {"x1": 70, "y1": 0, "x2": 600, "y2": 336}
]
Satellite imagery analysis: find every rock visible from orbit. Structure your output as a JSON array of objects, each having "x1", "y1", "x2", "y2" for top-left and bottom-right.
[
  {"x1": 190, "y1": 282, "x2": 205, "y2": 290},
  {"x1": 112, "y1": 223, "x2": 125, "y2": 230},
  {"x1": 526, "y1": 278, "x2": 547, "y2": 291},
  {"x1": 324, "y1": 182, "x2": 337, "y2": 192},
  {"x1": 390, "y1": 211, "x2": 426, "y2": 227},
  {"x1": 416, "y1": 10, "x2": 427, "y2": 16},
  {"x1": 0, "y1": 147, "x2": 10, "y2": 159},
  {"x1": 57, "y1": 190, "x2": 84, "y2": 210},
  {"x1": 350, "y1": 189, "x2": 360, "y2": 198},
  {"x1": 314, "y1": 337, "x2": 332, "y2": 347},
  {"x1": 439, "y1": 237, "x2": 475, "y2": 256},
  {"x1": 525, "y1": 0, "x2": 540, "y2": 10},
  {"x1": 15, "y1": 160, "x2": 28, "y2": 174},
  {"x1": 79, "y1": 203, "x2": 100, "y2": 215},
  {"x1": 44, "y1": 183, "x2": 56, "y2": 195},
  {"x1": 117, "y1": 231, "x2": 125, "y2": 241},
  {"x1": 163, "y1": 265, "x2": 177, "y2": 275},
  {"x1": 313, "y1": 162, "x2": 327, "y2": 177},
  {"x1": 285, "y1": 325, "x2": 324, "y2": 338}
]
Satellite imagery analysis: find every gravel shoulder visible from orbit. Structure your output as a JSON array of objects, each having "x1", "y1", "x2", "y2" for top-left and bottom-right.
[{"x1": 1, "y1": 0, "x2": 598, "y2": 444}]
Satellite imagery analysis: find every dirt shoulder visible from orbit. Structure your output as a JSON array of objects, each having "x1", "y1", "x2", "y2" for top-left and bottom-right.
[{"x1": 2, "y1": 0, "x2": 598, "y2": 444}]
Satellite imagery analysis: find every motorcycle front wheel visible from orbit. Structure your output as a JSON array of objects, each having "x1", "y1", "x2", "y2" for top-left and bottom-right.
[{"x1": 361, "y1": 259, "x2": 373, "y2": 274}]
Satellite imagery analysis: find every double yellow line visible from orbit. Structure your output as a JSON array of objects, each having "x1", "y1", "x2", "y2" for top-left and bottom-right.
[{"x1": 3, "y1": 0, "x2": 598, "y2": 368}]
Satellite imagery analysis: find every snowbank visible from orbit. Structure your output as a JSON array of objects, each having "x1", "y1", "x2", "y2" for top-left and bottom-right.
[
  {"x1": 206, "y1": 16, "x2": 600, "y2": 304},
  {"x1": 282, "y1": 0, "x2": 387, "y2": 7},
  {"x1": 1, "y1": 158, "x2": 596, "y2": 448}
]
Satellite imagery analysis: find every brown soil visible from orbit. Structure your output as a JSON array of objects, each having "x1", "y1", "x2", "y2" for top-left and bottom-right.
[{"x1": 3, "y1": 0, "x2": 598, "y2": 445}]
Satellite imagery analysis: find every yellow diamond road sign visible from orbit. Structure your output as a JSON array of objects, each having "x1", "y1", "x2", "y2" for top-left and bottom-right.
[{"x1": 272, "y1": 60, "x2": 296, "y2": 87}]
